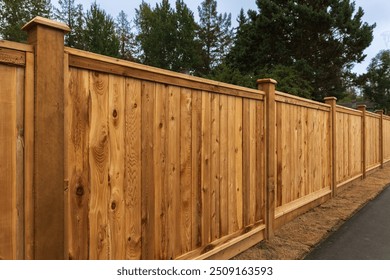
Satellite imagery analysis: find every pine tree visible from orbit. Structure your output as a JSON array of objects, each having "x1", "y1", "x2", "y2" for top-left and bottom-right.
[
  {"x1": 0, "y1": 0, "x2": 52, "y2": 42},
  {"x1": 29, "y1": 0, "x2": 52, "y2": 18},
  {"x1": 0, "y1": 0, "x2": 29, "y2": 41},
  {"x1": 174, "y1": 0, "x2": 202, "y2": 73},
  {"x1": 361, "y1": 50, "x2": 390, "y2": 112},
  {"x1": 84, "y1": 2, "x2": 119, "y2": 57},
  {"x1": 197, "y1": 0, "x2": 233, "y2": 74},
  {"x1": 115, "y1": 10, "x2": 136, "y2": 61},
  {"x1": 226, "y1": 0, "x2": 375, "y2": 100},
  {"x1": 54, "y1": 0, "x2": 84, "y2": 48},
  {"x1": 135, "y1": 0, "x2": 201, "y2": 73}
]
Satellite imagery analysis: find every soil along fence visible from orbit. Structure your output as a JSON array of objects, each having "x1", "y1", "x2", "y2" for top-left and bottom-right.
[{"x1": 0, "y1": 17, "x2": 388, "y2": 260}]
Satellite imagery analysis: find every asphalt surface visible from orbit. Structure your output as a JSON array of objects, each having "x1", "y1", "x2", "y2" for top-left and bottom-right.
[{"x1": 305, "y1": 186, "x2": 390, "y2": 260}]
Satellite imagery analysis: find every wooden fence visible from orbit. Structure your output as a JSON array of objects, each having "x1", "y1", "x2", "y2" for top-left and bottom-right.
[{"x1": 1, "y1": 17, "x2": 389, "y2": 260}]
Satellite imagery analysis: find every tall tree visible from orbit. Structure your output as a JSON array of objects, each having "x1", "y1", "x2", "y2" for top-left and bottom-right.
[
  {"x1": 84, "y1": 2, "x2": 119, "y2": 57},
  {"x1": 197, "y1": 0, "x2": 233, "y2": 74},
  {"x1": 361, "y1": 50, "x2": 390, "y2": 112},
  {"x1": 226, "y1": 0, "x2": 375, "y2": 100},
  {"x1": 29, "y1": 0, "x2": 52, "y2": 18},
  {"x1": 135, "y1": 0, "x2": 201, "y2": 73},
  {"x1": 115, "y1": 10, "x2": 136, "y2": 61},
  {"x1": 54, "y1": 0, "x2": 84, "y2": 48},
  {"x1": 0, "y1": 0, "x2": 29, "y2": 41},
  {"x1": 0, "y1": 0, "x2": 52, "y2": 42},
  {"x1": 174, "y1": 0, "x2": 202, "y2": 73}
]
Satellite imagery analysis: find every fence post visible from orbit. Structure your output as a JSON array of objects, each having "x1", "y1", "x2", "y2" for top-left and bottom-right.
[
  {"x1": 324, "y1": 97, "x2": 337, "y2": 197},
  {"x1": 257, "y1": 78, "x2": 277, "y2": 239},
  {"x1": 375, "y1": 110, "x2": 384, "y2": 168},
  {"x1": 22, "y1": 17, "x2": 70, "y2": 259},
  {"x1": 358, "y1": 105, "x2": 367, "y2": 178}
]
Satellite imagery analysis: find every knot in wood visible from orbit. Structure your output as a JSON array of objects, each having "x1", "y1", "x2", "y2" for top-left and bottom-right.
[
  {"x1": 76, "y1": 185, "x2": 84, "y2": 196},
  {"x1": 112, "y1": 109, "x2": 118, "y2": 119}
]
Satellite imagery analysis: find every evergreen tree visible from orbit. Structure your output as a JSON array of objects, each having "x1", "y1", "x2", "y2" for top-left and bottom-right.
[
  {"x1": 0, "y1": 0, "x2": 52, "y2": 42},
  {"x1": 197, "y1": 0, "x2": 233, "y2": 74},
  {"x1": 174, "y1": 0, "x2": 202, "y2": 73},
  {"x1": 0, "y1": 0, "x2": 29, "y2": 41},
  {"x1": 84, "y1": 2, "x2": 119, "y2": 57},
  {"x1": 115, "y1": 10, "x2": 136, "y2": 61},
  {"x1": 29, "y1": 0, "x2": 52, "y2": 18},
  {"x1": 135, "y1": 0, "x2": 201, "y2": 73},
  {"x1": 54, "y1": 0, "x2": 84, "y2": 48},
  {"x1": 361, "y1": 50, "x2": 390, "y2": 112},
  {"x1": 226, "y1": 0, "x2": 375, "y2": 100}
]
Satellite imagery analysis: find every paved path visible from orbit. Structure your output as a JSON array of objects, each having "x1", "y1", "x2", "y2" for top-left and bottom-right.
[{"x1": 305, "y1": 186, "x2": 390, "y2": 260}]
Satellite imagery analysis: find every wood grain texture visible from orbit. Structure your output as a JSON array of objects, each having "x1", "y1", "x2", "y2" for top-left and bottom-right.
[
  {"x1": 108, "y1": 74, "x2": 126, "y2": 259},
  {"x1": 0, "y1": 47, "x2": 26, "y2": 66},
  {"x1": 0, "y1": 64, "x2": 17, "y2": 260},
  {"x1": 335, "y1": 110, "x2": 363, "y2": 187},
  {"x1": 124, "y1": 78, "x2": 142, "y2": 259},
  {"x1": 66, "y1": 68, "x2": 90, "y2": 260},
  {"x1": 383, "y1": 118, "x2": 390, "y2": 162},
  {"x1": 27, "y1": 21, "x2": 66, "y2": 260},
  {"x1": 24, "y1": 52, "x2": 34, "y2": 260},
  {"x1": 180, "y1": 88, "x2": 193, "y2": 253},
  {"x1": 88, "y1": 71, "x2": 110, "y2": 259},
  {"x1": 275, "y1": 97, "x2": 331, "y2": 215},
  {"x1": 141, "y1": 81, "x2": 156, "y2": 259}
]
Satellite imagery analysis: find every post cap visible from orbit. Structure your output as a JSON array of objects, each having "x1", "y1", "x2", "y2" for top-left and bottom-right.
[
  {"x1": 256, "y1": 78, "x2": 278, "y2": 85},
  {"x1": 324, "y1": 97, "x2": 337, "y2": 102},
  {"x1": 22, "y1": 16, "x2": 70, "y2": 33},
  {"x1": 357, "y1": 104, "x2": 367, "y2": 110}
]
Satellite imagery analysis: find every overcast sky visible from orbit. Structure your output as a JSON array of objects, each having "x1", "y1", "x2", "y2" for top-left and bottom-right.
[{"x1": 53, "y1": 0, "x2": 390, "y2": 74}]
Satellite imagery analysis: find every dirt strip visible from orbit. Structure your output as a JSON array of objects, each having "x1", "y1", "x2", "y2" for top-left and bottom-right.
[{"x1": 233, "y1": 164, "x2": 390, "y2": 260}]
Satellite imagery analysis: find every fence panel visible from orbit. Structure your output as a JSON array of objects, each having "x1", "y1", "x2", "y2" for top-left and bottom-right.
[
  {"x1": 65, "y1": 49, "x2": 267, "y2": 260},
  {"x1": 0, "y1": 41, "x2": 33, "y2": 260},
  {"x1": 383, "y1": 116, "x2": 390, "y2": 163},
  {"x1": 274, "y1": 92, "x2": 332, "y2": 220},
  {"x1": 366, "y1": 113, "x2": 381, "y2": 171},
  {"x1": 335, "y1": 107, "x2": 363, "y2": 187}
]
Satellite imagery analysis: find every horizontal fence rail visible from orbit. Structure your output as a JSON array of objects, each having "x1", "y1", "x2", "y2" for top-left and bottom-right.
[{"x1": 1, "y1": 17, "x2": 389, "y2": 260}]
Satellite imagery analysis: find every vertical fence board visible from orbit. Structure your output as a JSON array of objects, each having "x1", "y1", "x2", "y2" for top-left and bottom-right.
[
  {"x1": 227, "y1": 96, "x2": 237, "y2": 234},
  {"x1": 108, "y1": 75, "x2": 126, "y2": 259},
  {"x1": 141, "y1": 81, "x2": 156, "y2": 259},
  {"x1": 24, "y1": 52, "x2": 34, "y2": 260},
  {"x1": 219, "y1": 95, "x2": 228, "y2": 235},
  {"x1": 191, "y1": 90, "x2": 202, "y2": 249},
  {"x1": 210, "y1": 93, "x2": 220, "y2": 241},
  {"x1": 255, "y1": 101, "x2": 265, "y2": 223},
  {"x1": 201, "y1": 92, "x2": 211, "y2": 244},
  {"x1": 180, "y1": 88, "x2": 193, "y2": 252},
  {"x1": 0, "y1": 65, "x2": 17, "y2": 260},
  {"x1": 124, "y1": 78, "x2": 142, "y2": 259},
  {"x1": 235, "y1": 98, "x2": 243, "y2": 230},
  {"x1": 66, "y1": 68, "x2": 90, "y2": 260},
  {"x1": 154, "y1": 83, "x2": 168, "y2": 259},
  {"x1": 89, "y1": 72, "x2": 110, "y2": 259},
  {"x1": 167, "y1": 85, "x2": 181, "y2": 258}
]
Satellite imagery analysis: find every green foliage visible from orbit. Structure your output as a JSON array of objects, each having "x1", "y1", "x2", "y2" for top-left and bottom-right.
[
  {"x1": 115, "y1": 10, "x2": 136, "y2": 61},
  {"x1": 207, "y1": 63, "x2": 257, "y2": 88},
  {"x1": 361, "y1": 50, "x2": 390, "y2": 112},
  {"x1": 197, "y1": 0, "x2": 233, "y2": 74},
  {"x1": 0, "y1": 0, "x2": 52, "y2": 42},
  {"x1": 54, "y1": 0, "x2": 84, "y2": 48},
  {"x1": 83, "y1": 2, "x2": 119, "y2": 57},
  {"x1": 135, "y1": 0, "x2": 202, "y2": 73},
  {"x1": 226, "y1": 0, "x2": 375, "y2": 100},
  {"x1": 260, "y1": 65, "x2": 314, "y2": 98}
]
